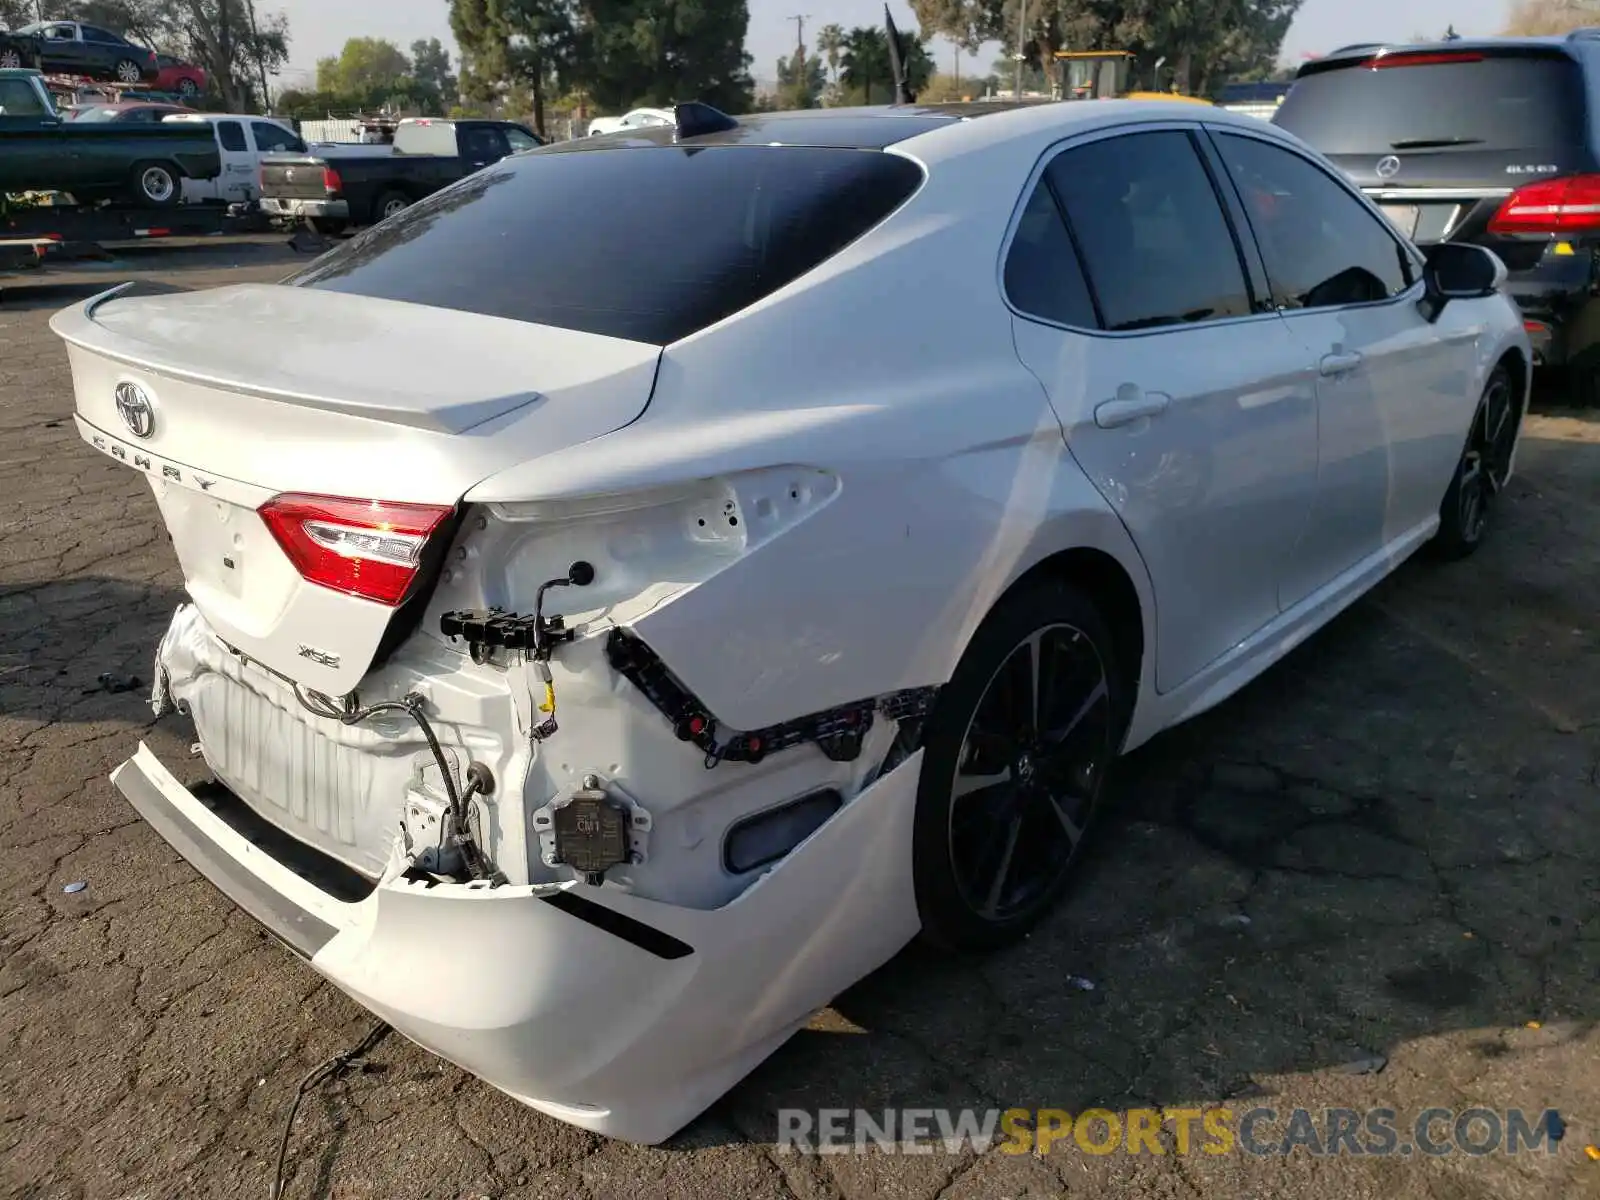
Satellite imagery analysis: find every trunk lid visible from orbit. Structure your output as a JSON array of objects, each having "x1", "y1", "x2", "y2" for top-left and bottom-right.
[
  {"x1": 52, "y1": 282, "x2": 661, "y2": 695},
  {"x1": 260, "y1": 154, "x2": 335, "y2": 201}
]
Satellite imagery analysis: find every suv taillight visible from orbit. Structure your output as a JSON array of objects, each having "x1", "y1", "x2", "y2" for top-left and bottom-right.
[
  {"x1": 259, "y1": 494, "x2": 453, "y2": 606},
  {"x1": 1488, "y1": 174, "x2": 1600, "y2": 235},
  {"x1": 322, "y1": 165, "x2": 342, "y2": 194}
]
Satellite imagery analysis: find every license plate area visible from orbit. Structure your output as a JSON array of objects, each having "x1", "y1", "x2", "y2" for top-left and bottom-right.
[{"x1": 155, "y1": 486, "x2": 260, "y2": 600}]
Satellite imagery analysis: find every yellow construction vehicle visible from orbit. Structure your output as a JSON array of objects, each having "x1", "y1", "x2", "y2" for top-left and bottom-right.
[{"x1": 1052, "y1": 50, "x2": 1212, "y2": 104}]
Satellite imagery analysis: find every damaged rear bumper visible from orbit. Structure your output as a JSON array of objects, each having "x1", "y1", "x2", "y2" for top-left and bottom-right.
[{"x1": 110, "y1": 740, "x2": 923, "y2": 1144}]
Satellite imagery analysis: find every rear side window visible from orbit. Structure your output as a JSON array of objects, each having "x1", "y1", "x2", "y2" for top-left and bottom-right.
[
  {"x1": 1045, "y1": 130, "x2": 1253, "y2": 331},
  {"x1": 286, "y1": 146, "x2": 925, "y2": 345},
  {"x1": 216, "y1": 120, "x2": 246, "y2": 152},
  {"x1": 1004, "y1": 180, "x2": 1097, "y2": 328},
  {"x1": 1275, "y1": 52, "x2": 1587, "y2": 153}
]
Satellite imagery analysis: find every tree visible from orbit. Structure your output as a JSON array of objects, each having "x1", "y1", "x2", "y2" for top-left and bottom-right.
[
  {"x1": 571, "y1": 0, "x2": 753, "y2": 113},
  {"x1": 815, "y1": 22, "x2": 845, "y2": 82},
  {"x1": 1504, "y1": 0, "x2": 1600, "y2": 35},
  {"x1": 840, "y1": 24, "x2": 933, "y2": 104},
  {"x1": 913, "y1": 0, "x2": 1301, "y2": 97},
  {"x1": 410, "y1": 37, "x2": 458, "y2": 102},
  {"x1": 316, "y1": 37, "x2": 411, "y2": 96},
  {"x1": 451, "y1": 0, "x2": 572, "y2": 138},
  {"x1": 775, "y1": 46, "x2": 825, "y2": 107}
]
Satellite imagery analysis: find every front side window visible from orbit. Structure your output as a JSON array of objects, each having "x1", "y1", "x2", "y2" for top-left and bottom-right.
[
  {"x1": 252, "y1": 121, "x2": 301, "y2": 152},
  {"x1": 1045, "y1": 130, "x2": 1253, "y2": 331},
  {"x1": 1214, "y1": 131, "x2": 1414, "y2": 310},
  {"x1": 504, "y1": 126, "x2": 540, "y2": 152},
  {"x1": 286, "y1": 145, "x2": 925, "y2": 345}
]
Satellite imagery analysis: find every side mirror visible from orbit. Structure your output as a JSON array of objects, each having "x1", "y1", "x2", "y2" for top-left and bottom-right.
[{"x1": 1418, "y1": 242, "x2": 1507, "y2": 323}]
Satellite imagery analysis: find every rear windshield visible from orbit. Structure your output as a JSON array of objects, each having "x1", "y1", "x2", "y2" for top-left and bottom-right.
[
  {"x1": 284, "y1": 144, "x2": 925, "y2": 345},
  {"x1": 1275, "y1": 52, "x2": 1587, "y2": 153}
]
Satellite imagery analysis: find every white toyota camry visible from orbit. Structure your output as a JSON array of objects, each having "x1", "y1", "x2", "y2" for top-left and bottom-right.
[{"x1": 53, "y1": 99, "x2": 1529, "y2": 1144}]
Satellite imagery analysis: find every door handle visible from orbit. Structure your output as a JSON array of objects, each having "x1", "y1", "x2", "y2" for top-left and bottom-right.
[
  {"x1": 1094, "y1": 389, "x2": 1171, "y2": 429},
  {"x1": 1319, "y1": 351, "x2": 1364, "y2": 376}
]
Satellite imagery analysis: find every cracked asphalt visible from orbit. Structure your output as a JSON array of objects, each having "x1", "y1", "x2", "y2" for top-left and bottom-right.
[{"x1": 4, "y1": 242, "x2": 1600, "y2": 1200}]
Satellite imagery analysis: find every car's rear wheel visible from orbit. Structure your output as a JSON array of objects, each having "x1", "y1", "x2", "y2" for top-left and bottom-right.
[
  {"x1": 307, "y1": 217, "x2": 347, "y2": 237},
  {"x1": 0, "y1": 48, "x2": 22, "y2": 69},
  {"x1": 176, "y1": 77, "x2": 199, "y2": 98},
  {"x1": 129, "y1": 160, "x2": 180, "y2": 209},
  {"x1": 1431, "y1": 364, "x2": 1518, "y2": 559},
  {"x1": 114, "y1": 58, "x2": 144, "y2": 84},
  {"x1": 913, "y1": 582, "x2": 1128, "y2": 953},
  {"x1": 373, "y1": 190, "x2": 410, "y2": 223}
]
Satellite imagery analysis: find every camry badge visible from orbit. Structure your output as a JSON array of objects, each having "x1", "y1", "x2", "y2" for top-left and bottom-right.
[
  {"x1": 114, "y1": 381, "x2": 155, "y2": 439},
  {"x1": 1375, "y1": 155, "x2": 1402, "y2": 180}
]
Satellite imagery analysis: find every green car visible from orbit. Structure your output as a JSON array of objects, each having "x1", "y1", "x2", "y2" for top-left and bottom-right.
[{"x1": 0, "y1": 68, "x2": 220, "y2": 207}]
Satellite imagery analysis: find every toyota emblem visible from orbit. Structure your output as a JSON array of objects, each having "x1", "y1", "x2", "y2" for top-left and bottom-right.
[
  {"x1": 114, "y1": 381, "x2": 155, "y2": 439},
  {"x1": 1375, "y1": 155, "x2": 1402, "y2": 180}
]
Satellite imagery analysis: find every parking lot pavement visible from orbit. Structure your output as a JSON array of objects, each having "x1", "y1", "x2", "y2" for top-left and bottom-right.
[{"x1": 3, "y1": 248, "x2": 1599, "y2": 1200}]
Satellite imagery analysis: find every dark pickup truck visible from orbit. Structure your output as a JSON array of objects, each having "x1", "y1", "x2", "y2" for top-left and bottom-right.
[
  {"x1": 260, "y1": 117, "x2": 541, "y2": 233},
  {"x1": 0, "y1": 67, "x2": 219, "y2": 207}
]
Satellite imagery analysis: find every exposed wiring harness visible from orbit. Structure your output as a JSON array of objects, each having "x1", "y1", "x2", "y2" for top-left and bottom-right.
[
  {"x1": 268, "y1": 1019, "x2": 391, "y2": 1200},
  {"x1": 292, "y1": 684, "x2": 499, "y2": 882}
]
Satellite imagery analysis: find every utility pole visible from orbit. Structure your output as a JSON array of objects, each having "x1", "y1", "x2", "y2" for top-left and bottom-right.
[
  {"x1": 953, "y1": 46, "x2": 960, "y2": 90},
  {"x1": 1012, "y1": 0, "x2": 1028, "y2": 99}
]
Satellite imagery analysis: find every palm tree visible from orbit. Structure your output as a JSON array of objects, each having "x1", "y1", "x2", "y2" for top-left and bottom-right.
[
  {"x1": 841, "y1": 27, "x2": 890, "y2": 104},
  {"x1": 817, "y1": 23, "x2": 845, "y2": 84}
]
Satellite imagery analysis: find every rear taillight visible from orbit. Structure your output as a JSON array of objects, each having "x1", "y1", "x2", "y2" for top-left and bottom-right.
[
  {"x1": 1488, "y1": 174, "x2": 1600, "y2": 235},
  {"x1": 322, "y1": 165, "x2": 342, "y2": 194},
  {"x1": 259, "y1": 494, "x2": 453, "y2": 607}
]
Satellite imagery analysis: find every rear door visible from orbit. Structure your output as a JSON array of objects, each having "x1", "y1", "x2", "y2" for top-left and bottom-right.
[
  {"x1": 1007, "y1": 125, "x2": 1321, "y2": 693},
  {"x1": 208, "y1": 119, "x2": 254, "y2": 201},
  {"x1": 1210, "y1": 125, "x2": 1476, "y2": 592},
  {"x1": 1273, "y1": 46, "x2": 1596, "y2": 272},
  {"x1": 80, "y1": 25, "x2": 130, "y2": 76}
]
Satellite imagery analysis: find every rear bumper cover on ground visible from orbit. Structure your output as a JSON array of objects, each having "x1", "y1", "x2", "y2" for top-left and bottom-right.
[{"x1": 111, "y1": 740, "x2": 924, "y2": 1144}]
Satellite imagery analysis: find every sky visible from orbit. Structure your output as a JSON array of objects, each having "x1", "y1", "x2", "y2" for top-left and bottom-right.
[{"x1": 266, "y1": 0, "x2": 1513, "y2": 92}]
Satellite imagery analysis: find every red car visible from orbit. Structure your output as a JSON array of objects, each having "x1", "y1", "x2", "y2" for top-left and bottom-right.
[{"x1": 154, "y1": 53, "x2": 206, "y2": 98}]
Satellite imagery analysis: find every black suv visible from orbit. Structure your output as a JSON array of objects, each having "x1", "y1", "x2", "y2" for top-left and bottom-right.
[{"x1": 1274, "y1": 33, "x2": 1600, "y2": 397}]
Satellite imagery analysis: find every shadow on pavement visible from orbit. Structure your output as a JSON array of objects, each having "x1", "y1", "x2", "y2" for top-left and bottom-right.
[
  {"x1": 720, "y1": 421, "x2": 1600, "y2": 1146},
  {"x1": 0, "y1": 577, "x2": 186, "y2": 723}
]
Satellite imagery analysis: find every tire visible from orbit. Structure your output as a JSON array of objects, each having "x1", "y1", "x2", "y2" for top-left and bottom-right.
[
  {"x1": 1561, "y1": 346, "x2": 1600, "y2": 408},
  {"x1": 372, "y1": 189, "x2": 410, "y2": 223},
  {"x1": 113, "y1": 58, "x2": 144, "y2": 84},
  {"x1": 307, "y1": 217, "x2": 348, "y2": 237},
  {"x1": 176, "y1": 77, "x2": 199, "y2": 98},
  {"x1": 1430, "y1": 364, "x2": 1519, "y2": 560},
  {"x1": 128, "y1": 160, "x2": 180, "y2": 209},
  {"x1": 0, "y1": 48, "x2": 21, "y2": 70},
  {"x1": 913, "y1": 581, "x2": 1130, "y2": 953}
]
